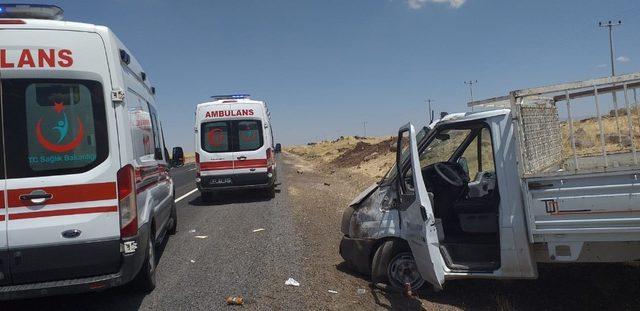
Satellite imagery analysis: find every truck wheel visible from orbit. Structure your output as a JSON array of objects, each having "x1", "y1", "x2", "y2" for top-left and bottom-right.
[
  {"x1": 372, "y1": 240, "x2": 425, "y2": 291},
  {"x1": 168, "y1": 203, "x2": 177, "y2": 235},
  {"x1": 132, "y1": 231, "x2": 157, "y2": 292}
]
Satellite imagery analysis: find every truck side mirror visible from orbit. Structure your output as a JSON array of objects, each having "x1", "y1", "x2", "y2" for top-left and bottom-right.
[{"x1": 172, "y1": 147, "x2": 184, "y2": 167}]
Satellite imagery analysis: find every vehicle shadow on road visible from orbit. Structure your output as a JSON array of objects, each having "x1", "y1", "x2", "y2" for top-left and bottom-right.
[
  {"x1": 188, "y1": 189, "x2": 276, "y2": 206},
  {"x1": 0, "y1": 229, "x2": 174, "y2": 311},
  {"x1": 337, "y1": 260, "x2": 640, "y2": 310}
]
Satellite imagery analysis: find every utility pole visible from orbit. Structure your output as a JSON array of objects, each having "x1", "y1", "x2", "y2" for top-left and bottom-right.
[
  {"x1": 363, "y1": 121, "x2": 367, "y2": 138},
  {"x1": 599, "y1": 20, "x2": 623, "y2": 142},
  {"x1": 464, "y1": 80, "x2": 478, "y2": 103},
  {"x1": 426, "y1": 99, "x2": 435, "y2": 123}
]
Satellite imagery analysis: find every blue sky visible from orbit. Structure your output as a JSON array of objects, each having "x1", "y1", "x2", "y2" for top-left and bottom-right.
[{"x1": 24, "y1": 0, "x2": 640, "y2": 150}]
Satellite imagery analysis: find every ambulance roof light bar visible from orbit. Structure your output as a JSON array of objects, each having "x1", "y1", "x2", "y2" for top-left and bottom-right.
[
  {"x1": 211, "y1": 94, "x2": 251, "y2": 101},
  {"x1": 0, "y1": 4, "x2": 64, "y2": 21}
]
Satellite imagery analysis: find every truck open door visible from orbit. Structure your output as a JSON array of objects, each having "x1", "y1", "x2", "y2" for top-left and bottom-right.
[{"x1": 396, "y1": 123, "x2": 447, "y2": 290}]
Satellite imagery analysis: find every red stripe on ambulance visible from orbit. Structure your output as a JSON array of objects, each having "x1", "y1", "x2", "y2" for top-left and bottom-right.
[{"x1": 7, "y1": 182, "x2": 117, "y2": 207}]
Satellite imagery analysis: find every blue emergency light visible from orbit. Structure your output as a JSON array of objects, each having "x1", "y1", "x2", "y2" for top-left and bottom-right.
[
  {"x1": 0, "y1": 4, "x2": 64, "y2": 20},
  {"x1": 211, "y1": 94, "x2": 251, "y2": 100}
]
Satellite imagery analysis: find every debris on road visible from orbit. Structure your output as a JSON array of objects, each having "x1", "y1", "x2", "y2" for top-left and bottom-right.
[
  {"x1": 194, "y1": 235, "x2": 208, "y2": 239},
  {"x1": 189, "y1": 229, "x2": 196, "y2": 233},
  {"x1": 285, "y1": 277, "x2": 300, "y2": 287},
  {"x1": 296, "y1": 169, "x2": 303, "y2": 174},
  {"x1": 323, "y1": 182, "x2": 331, "y2": 186},
  {"x1": 328, "y1": 290, "x2": 338, "y2": 294},
  {"x1": 190, "y1": 260, "x2": 196, "y2": 263},
  {"x1": 357, "y1": 288, "x2": 366, "y2": 295},
  {"x1": 226, "y1": 296, "x2": 244, "y2": 306},
  {"x1": 252, "y1": 228, "x2": 265, "y2": 233}
]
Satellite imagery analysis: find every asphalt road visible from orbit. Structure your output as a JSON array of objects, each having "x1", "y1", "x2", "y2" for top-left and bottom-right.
[{"x1": 2, "y1": 159, "x2": 308, "y2": 310}]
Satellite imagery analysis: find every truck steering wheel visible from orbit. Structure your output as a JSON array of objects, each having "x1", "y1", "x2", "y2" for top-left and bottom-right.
[{"x1": 433, "y1": 162, "x2": 464, "y2": 187}]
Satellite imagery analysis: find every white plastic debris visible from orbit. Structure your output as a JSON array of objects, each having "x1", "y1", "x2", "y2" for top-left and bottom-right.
[
  {"x1": 194, "y1": 235, "x2": 208, "y2": 239},
  {"x1": 285, "y1": 277, "x2": 300, "y2": 287},
  {"x1": 357, "y1": 288, "x2": 366, "y2": 295},
  {"x1": 252, "y1": 228, "x2": 265, "y2": 233},
  {"x1": 189, "y1": 229, "x2": 196, "y2": 233},
  {"x1": 328, "y1": 290, "x2": 338, "y2": 294},
  {"x1": 190, "y1": 260, "x2": 195, "y2": 263}
]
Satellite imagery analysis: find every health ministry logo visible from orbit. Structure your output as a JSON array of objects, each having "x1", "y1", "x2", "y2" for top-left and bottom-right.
[{"x1": 35, "y1": 102, "x2": 84, "y2": 153}]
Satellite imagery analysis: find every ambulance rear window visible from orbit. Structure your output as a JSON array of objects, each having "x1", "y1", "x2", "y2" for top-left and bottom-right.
[
  {"x1": 201, "y1": 121, "x2": 230, "y2": 153},
  {"x1": 200, "y1": 120, "x2": 263, "y2": 153},
  {"x1": 1, "y1": 79, "x2": 108, "y2": 178}
]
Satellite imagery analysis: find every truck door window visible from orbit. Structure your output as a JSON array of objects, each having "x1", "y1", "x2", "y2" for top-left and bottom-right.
[
  {"x1": 2, "y1": 79, "x2": 108, "y2": 178},
  {"x1": 460, "y1": 128, "x2": 495, "y2": 179}
]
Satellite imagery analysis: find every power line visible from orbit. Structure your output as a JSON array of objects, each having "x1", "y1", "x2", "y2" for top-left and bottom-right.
[{"x1": 426, "y1": 99, "x2": 435, "y2": 123}]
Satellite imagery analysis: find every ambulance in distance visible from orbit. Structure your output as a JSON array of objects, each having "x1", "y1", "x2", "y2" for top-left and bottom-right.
[
  {"x1": 0, "y1": 4, "x2": 176, "y2": 299},
  {"x1": 195, "y1": 95, "x2": 277, "y2": 200}
]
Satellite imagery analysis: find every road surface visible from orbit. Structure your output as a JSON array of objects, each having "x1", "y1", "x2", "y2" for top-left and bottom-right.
[{"x1": 1, "y1": 160, "x2": 308, "y2": 310}]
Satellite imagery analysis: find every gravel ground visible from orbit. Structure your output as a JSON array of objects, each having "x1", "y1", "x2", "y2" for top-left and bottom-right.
[{"x1": 281, "y1": 152, "x2": 640, "y2": 311}]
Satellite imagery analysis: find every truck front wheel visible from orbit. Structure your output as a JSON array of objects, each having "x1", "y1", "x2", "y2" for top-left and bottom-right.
[{"x1": 372, "y1": 240, "x2": 425, "y2": 291}]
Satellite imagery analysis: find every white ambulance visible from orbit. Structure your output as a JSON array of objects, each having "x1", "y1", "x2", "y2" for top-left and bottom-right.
[
  {"x1": 0, "y1": 4, "x2": 177, "y2": 299},
  {"x1": 195, "y1": 95, "x2": 277, "y2": 200}
]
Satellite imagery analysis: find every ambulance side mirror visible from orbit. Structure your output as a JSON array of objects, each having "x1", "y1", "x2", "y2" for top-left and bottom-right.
[
  {"x1": 172, "y1": 147, "x2": 185, "y2": 167},
  {"x1": 275, "y1": 143, "x2": 282, "y2": 153}
]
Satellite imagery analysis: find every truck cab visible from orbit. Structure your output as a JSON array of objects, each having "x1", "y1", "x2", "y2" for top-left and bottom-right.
[{"x1": 340, "y1": 73, "x2": 640, "y2": 291}]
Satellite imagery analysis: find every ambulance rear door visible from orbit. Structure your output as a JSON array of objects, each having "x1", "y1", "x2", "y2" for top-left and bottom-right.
[
  {"x1": 232, "y1": 109, "x2": 269, "y2": 178},
  {"x1": 198, "y1": 105, "x2": 235, "y2": 186},
  {"x1": 1, "y1": 29, "x2": 121, "y2": 284}
]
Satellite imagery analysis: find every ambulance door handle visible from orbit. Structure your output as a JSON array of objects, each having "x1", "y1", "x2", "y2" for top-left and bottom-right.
[
  {"x1": 237, "y1": 156, "x2": 247, "y2": 161},
  {"x1": 20, "y1": 190, "x2": 53, "y2": 204}
]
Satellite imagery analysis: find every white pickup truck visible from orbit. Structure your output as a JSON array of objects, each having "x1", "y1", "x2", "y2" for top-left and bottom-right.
[{"x1": 340, "y1": 73, "x2": 640, "y2": 291}]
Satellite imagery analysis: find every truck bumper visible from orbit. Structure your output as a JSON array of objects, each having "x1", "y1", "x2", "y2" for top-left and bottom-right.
[
  {"x1": 0, "y1": 224, "x2": 150, "y2": 300},
  {"x1": 339, "y1": 235, "x2": 376, "y2": 276}
]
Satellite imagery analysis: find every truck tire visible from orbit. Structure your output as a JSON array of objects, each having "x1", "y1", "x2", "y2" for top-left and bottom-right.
[
  {"x1": 371, "y1": 240, "x2": 425, "y2": 291},
  {"x1": 132, "y1": 231, "x2": 157, "y2": 292}
]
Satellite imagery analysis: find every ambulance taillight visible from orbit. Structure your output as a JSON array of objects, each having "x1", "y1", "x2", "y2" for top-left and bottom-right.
[
  {"x1": 117, "y1": 164, "x2": 138, "y2": 238},
  {"x1": 266, "y1": 148, "x2": 274, "y2": 174}
]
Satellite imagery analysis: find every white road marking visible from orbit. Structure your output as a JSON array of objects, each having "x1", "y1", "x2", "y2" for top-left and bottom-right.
[{"x1": 175, "y1": 188, "x2": 198, "y2": 203}]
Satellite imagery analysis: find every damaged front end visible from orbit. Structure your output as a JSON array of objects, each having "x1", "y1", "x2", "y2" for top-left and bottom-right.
[{"x1": 339, "y1": 182, "x2": 401, "y2": 275}]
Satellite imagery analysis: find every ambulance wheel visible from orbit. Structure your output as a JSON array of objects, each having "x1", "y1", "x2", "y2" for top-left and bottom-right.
[
  {"x1": 133, "y1": 231, "x2": 157, "y2": 292},
  {"x1": 372, "y1": 240, "x2": 425, "y2": 291},
  {"x1": 168, "y1": 202, "x2": 177, "y2": 235}
]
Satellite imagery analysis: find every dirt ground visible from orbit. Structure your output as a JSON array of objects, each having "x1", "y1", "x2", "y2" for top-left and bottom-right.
[{"x1": 281, "y1": 151, "x2": 640, "y2": 311}]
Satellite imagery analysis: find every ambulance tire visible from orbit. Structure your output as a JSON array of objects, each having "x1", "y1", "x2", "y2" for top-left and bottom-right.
[
  {"x1": 371, "y1": 240, "x2": 425, "y2": 291},
  {"x1": 168, "y1": 202, "x2": 177, "y2": 235},
  {"x1": 133, "y1": 230, "x2": 157, "y2": 292}
]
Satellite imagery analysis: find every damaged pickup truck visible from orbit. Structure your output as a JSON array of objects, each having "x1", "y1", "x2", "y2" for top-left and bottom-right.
[{"x1": 340, "y1": 73, "x2": 640, "y2": 291}]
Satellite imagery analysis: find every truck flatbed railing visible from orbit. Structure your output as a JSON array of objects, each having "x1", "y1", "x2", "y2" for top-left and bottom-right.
[{"x1": 469, "y1": 72, "x2": 640, "y2": 176}]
